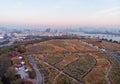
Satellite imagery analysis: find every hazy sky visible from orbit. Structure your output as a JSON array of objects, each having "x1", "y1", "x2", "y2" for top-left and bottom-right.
[{"x1": 0, "y1": 0, "x2": 120, "y2": 26}]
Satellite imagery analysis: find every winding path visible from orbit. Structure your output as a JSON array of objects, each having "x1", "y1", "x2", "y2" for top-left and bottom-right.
[
  {"x1": 28, "y1": 55, "x2": 44, "y2": 84},
  {"x1": 106, "y1": 60, "x2": 112, "y2": 84},
  {"x1": 80, "y1": 40, "x2": 113, "y2": 84},
  {"x1": 81, "y1": 56, "x2": 97, "y2": 78}
]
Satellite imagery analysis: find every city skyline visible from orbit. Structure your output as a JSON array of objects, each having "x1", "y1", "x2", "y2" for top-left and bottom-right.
[{"x1": 0, "y1": 0, "x2": 120, "y2": 26}]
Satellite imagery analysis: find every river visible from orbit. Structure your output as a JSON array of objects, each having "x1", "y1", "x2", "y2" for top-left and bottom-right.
[{"x1": 70, "y1": 32, "x2": 120, "y2": 42}]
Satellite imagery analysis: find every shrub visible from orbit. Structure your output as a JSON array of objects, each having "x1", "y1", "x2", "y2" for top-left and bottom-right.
[{"x1": 28, "y1": 71, "x2": 36, "y2": 79}]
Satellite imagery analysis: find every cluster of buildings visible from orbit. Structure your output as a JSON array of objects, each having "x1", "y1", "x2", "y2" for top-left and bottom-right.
[
  {"x1": 0, "y1": 28, "x2": 67, "y2": 46},
  {"x1": 10, "y1": 52, "x2": 29, "y2": 79},
  {"x1": 0, "y1": 33, "x2": 5, "y2": 42}
]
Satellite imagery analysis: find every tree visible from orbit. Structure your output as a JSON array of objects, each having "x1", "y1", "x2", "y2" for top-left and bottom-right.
[
  {"x1": 24, "y1": 81, "x2": 33, "y2": 84},
  {"x1": 28, "y1": 71, "x2": 36, "y2": 79},
  {"x1": 18, "y1": 45, "x2": 26, "y2": 53},
  {"x1": 5, "y1": 67, "x2": 17, "y2": 80},
  {"x1": 0, "y1": 81, "x2": 3, "y2": 84},
  {"x1": 11, "y1": 79, "x2": 23, "y2": 84},
  {"x1": 0, "y1": 55, "x2": 11, "y2": 68},
  {"x1": 109, "y1": 39, "x2": 112, "y2": 42},
  {"x1": 0, "y1": 78, "x2": 3, "y2": 84}
]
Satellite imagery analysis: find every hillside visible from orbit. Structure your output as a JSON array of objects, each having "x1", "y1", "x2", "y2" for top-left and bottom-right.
[{"x1": 26, "y1": 39, "x2": 120, "y2": 84}]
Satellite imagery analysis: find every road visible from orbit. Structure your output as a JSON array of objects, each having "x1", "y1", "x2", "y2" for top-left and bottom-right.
[
  {"x1": 111, "y1": 53, "x2": 120, "y2": 62},
  {"x1": 0, "y1": 40, "x2": 14, "y2": 47},
  {"x1": 28, "y1": 55, "x2": 44, "y2": 84},
  {"x1": 17, "y1": 65, "x2": 29, "y2": 79}
]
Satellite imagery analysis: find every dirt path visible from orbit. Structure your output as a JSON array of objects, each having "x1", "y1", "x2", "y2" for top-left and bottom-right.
[
  {"x1": 106, "y1": 61, "x2": 112, "y2": 84},
  {"x1": 80, "y1": 40, "x2": 113, "y2": 84},
  {"x1": 41, "y1": 60, "x2": 84, "y2": 84},
  {"x1": 82, "y1": 57, "x2": 97, "y2": 78},
  {"x1": 53, "y1": 72, "x2": 62, "y2": 84}
]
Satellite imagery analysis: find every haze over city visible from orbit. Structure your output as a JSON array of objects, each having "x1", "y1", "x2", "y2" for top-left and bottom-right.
[
  {"x1": 0, "y1": 0, "x2": 120, "y2": 27},
  {"x1": 0, "y1": 1, "x2": 120, "y2": 84}
]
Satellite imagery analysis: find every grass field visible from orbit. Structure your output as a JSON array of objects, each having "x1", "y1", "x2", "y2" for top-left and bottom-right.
[
  {"x1": 26, "y1": 39, "x2": 119, "y2": 84},
  {"x1": 97, "y1": 52, "x2": 120, "y2": 84},
  {"x1": 63, "y1": 56, "x2": 96, "y2": 81},
  {"x1": 27, "y1": 39, "x2": 98, "y2": 54},
  {"x1": 84, "y1": 54, "x2": 110, "y2": 84},
  {"x1": 82, "y1": 38, "x2": 120, "y2": 51}
]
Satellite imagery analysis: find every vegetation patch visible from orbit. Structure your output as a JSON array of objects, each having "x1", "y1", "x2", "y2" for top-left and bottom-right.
[
  {"x1": 84, "y1": 56, "x2": 109, "y2": 84},
  {"x1": 55, "y1": 74, "x2": 73, "y2": 84},
  {"x1": 45, "y1": 54, "x2": 63, "y2": 65},
  {"x1": 55, "y1": 53, "x2": 79, "y2": 70},
  {"x1": 63, "y1": 56, "x2": 96, "y2": 81},
  {"x1": 109, "y1": 62, "x2": 120, "y2": 84},
  {"x1": 49, "y1": 40, "x2": 66, "y2": 48}
]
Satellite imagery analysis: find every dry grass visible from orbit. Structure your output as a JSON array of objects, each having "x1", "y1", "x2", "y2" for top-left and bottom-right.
[
  {"x1": 38, "y1": 60, "x2": 59, "y2": 84},
  {"x1": 82, "y1": 38, "x2": 120, "y2": 51},
  {"x1": 63, "y1": 56, "x2": 96, "y2": 81},
  {"x1": 27, "y1": 39, "x2": 98, "y2": 54},
  {"x1": 84, "y1": 55, "x2": 109, "y2": 84},
  {"x1": 55, "y1": 53, "x2": 79, "y2": 70},
  {"x1": 102, "y1": 41, "x2": 120, "y2": 51},
  {"x1": 26, "y1": 39, "x2": 105, "y2": 84},
  {"x1": 55, "y1": 74, "x2": 78, "y2": 84}
]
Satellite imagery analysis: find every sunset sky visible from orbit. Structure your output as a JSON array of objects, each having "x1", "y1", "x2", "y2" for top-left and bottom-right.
[{"x1": 0, "y1": 0, "x2": 120, "y2": 26}]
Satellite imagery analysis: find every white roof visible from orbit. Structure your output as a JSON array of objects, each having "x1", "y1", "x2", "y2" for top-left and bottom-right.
[
  {"x1": 19, "y1": 56, "x2": 23, "y2": 59},
  {"x1": 21, "y1": 61, "x2": 25, "y2": 65},
  {"x1": 15, "y1": 67, "x2": 19, "y2": 71},
  {"x1": 25, "y1": 69, "x2": 28, "y2": 72}
]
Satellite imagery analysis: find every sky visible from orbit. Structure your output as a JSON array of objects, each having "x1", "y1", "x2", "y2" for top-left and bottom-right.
[{"x1": 0, "y1": 0, "x2": 120, "y2": 26}]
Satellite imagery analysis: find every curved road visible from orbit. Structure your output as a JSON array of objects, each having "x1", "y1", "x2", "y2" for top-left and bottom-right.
[
  {"x1": 0, "y1": 40, "x2": 14, "y2": 47},
  {"x1": 28, "y1": 55, "x2": 44, "y2": 84}
]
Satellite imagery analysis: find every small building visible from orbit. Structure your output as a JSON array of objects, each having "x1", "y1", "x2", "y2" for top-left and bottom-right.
[
  {"x1": 25, "y1": 69, "x2": 29, "y2": 72},
  {"x1": 21, "y1": 61, "x2": 25, "y2": 65},
  {"x1": 101, "y1": 48, "x2": 106, "y2": 52},
  {"x1": 18, "y1": 56, "x2": 23, "y2": 60},
  {"x1": 94, "y1": 46, "x2": 99, "y2": 49}
]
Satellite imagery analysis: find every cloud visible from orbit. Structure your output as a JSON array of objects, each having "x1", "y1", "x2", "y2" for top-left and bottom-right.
[
  {"x1": 89, "y1": 7, "x2": 120, "y2": 25},
  {"x1": 95, "y1": 7, "x2": 120, "y2": 15}
]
